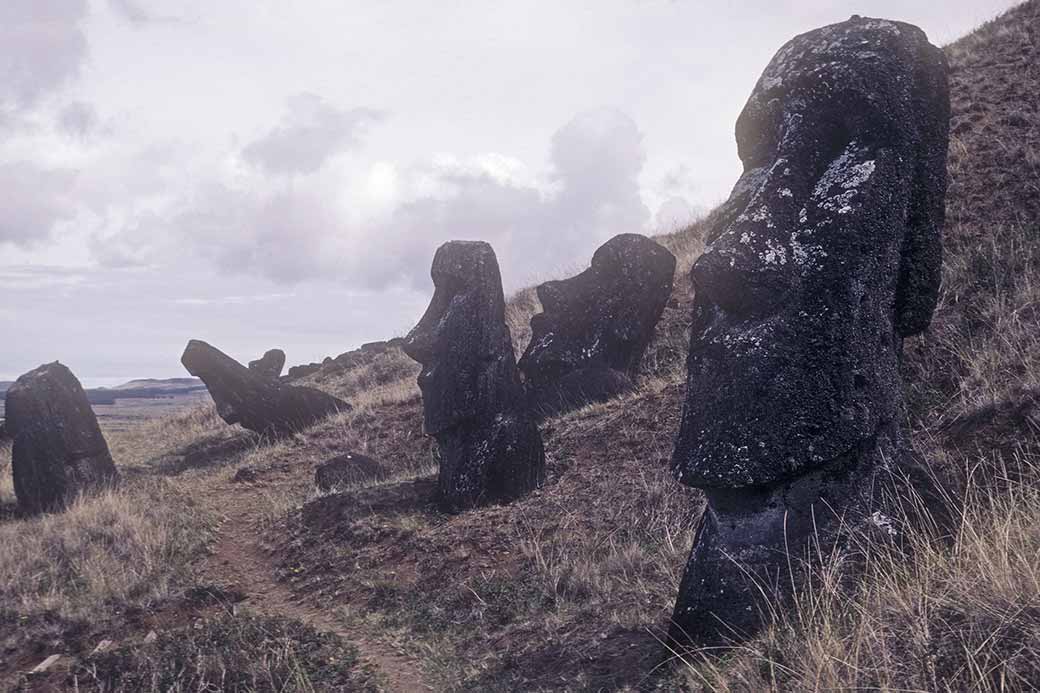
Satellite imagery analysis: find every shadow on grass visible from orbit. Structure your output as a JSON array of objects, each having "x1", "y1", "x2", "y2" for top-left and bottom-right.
[
  {"x1": 123, "y1": 430, "x2": 261, "y2": 478},
  {"x1": 0, "y1": 500, "x2": 23, "y2": 524},
  {"x1": 460, "y1": 624, "x2": 678, "y2": 692},
  {"x1": 300, "y1": 476, "x2": 439, "y2": 536}
]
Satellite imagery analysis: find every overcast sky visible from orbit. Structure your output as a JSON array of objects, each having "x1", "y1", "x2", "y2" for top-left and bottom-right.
[{"x1": 1, "y1": 0, "x2": 1019, "y2": 386}]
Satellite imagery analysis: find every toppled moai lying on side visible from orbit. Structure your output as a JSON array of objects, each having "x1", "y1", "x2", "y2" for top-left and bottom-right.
[
  {"x1": 5, "y1": 362, "x2": 119, "y2": 514},
  {"x1": 669, "y1": 15, "x2": 950, "y2": 647},
  {"x1": 182, "y1": 340, "x2": 349, "y2": 437},
  {"x1": 403, "y1": 241, "x2": 545, "y2": 513},
  {"x1": 519, "y1": 233, "x2": 676, "y2": 416}
]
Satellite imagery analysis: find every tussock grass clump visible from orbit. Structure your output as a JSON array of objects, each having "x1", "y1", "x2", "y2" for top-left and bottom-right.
[
  {"x1": 0, "y1": 404, "x2": 221, "y2": 642},
  {"x1": 0, "y1": 479, "x2": 212, "y2": 624},
  {"x1": 304, "y1": 346, "x2": 420, "y2": 403},
  {"x1": 74, "y1": 612, "x2": 380, "y2": 692},
  {"x1": 905, "y1": 221, "x2": 1040, "y2": 427},
  {"x1": 506, "y1": 285, "x2": 542, "y2": 359},
  {"x1": 107, "y1": 401, "x2": 240, "y2": 472},
  {"x1": 677, "y1": 454, "x2": 1040, "y2": 692}
]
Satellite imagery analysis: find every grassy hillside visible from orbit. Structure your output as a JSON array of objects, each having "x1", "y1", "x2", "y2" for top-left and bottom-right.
[{"x1": 1, "y1": 2, "x2": 1038, "y2": 691}]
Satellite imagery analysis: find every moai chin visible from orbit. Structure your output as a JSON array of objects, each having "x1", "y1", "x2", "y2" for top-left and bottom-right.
[
  {"x1": 669, "y1": 15, "x2": 949, "y2": 646},
  {"x1": 403, "y1": 241, "x2": 545, "y2": 512}
]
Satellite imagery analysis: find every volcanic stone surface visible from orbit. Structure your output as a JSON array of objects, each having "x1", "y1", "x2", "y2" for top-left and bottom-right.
[
  {"x1": 403, "y1": 241, "x2": 545, "y2": 512},
  {"x1": 315, "y1": 452, "x2": 389, "y2": 491},
  {"x1": 519, "y1": 233, "x2": 676, "y2": 415},
  {"x1": 248, "y1": 349, "x2": 286, "y2": 379},
  {"x1": 669, "y1": 15, "x2": 949, "y2": 646},
  {"x1": 5, "y1": 362, "x2": 118, "y2": 514},
  {"x1": 182, "y1": 340, "x2": 349, "y2": 436}
]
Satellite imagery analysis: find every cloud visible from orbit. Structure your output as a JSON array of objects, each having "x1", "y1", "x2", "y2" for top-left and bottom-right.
[
  {"x1": 106, "y1": 0, "x2": 184, "y2": 27},
  {"x1": 372, "y1": 108, "x2": 651, "y2": 290},
  {"x1": 364, "y1": 156, "x2": 545, "y2": 290},
  {"x1": 179, "y1": 183, "x2": 347, "y2": 283},
  {"x1": 0, "y1": 0, "x2": 89, "y2": 112},
  {"x1": 86, "y1": 107, "x2": 651, "y2": 294},
  {"x1": 0, "y1": 265, "x2": 87, "y2": 290},
  {"x1": 170, "y1": 293, "x2": 295, "y2": 307},
  {"x1": 241, "y1": 93, "x2": 385, "y2": 176},
  {"x1": 57, "y1": 100, "x2": 99, "y2": 138},
  {"x1": 538, "y1": 108, "x2": 650, "y2": 266},
  {"x1": 108, "y1": 0, "x2": 152, "y2": 25},
  {"x1": 654, "y1": 196, "x2": 705, "y2": 232},
  {"x1": 0, "y1": 162, "x2": 78, "y2": 247}
]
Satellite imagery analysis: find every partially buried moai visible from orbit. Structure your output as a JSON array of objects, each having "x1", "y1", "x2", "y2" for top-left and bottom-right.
[
  {"x1": 669, "y1": 16, "x2": 949, "y2": 646},
  {"x1": 6, "y1": 362, "x2": 119, "y2": 514},
  {"x1": 403, "y1": 241, "x2": 545, "y2": 512},
  {"x1": 518, "y1": 233, "x2": 676, "y2": 416}
]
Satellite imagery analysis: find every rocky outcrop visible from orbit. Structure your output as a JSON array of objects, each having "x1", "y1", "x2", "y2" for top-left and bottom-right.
[
  {"x1": 181, "y1": 340, "x2": 349, "y2": 436},
  {"x1": 5, "y1": 362, "x2": 118, "y2": 514},
  {"x1": 248, "y1": 349, "x2": 286, "y2": 379},
  {"x1": 669, "y1": 15, "x2": 949, "y2": 646},
  {"x1": 315, "y1": 452, "x2": 388, "y2": 491},
  {"x1": 519, "y1": 234, "x2": 675, "y2": 415},
  {"x1": 284, "y1": 339, "x2": 406, "y2": 382},
  {"x1": 287, "y1": 362, "x2": 323, "y2": 380},
  {"x1": 403, "y1": 241, "x2": 544, "y2": 512}
]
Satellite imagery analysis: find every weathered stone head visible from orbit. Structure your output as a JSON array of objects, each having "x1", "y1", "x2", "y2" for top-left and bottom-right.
[
  {"x1": 404, "y1": 241, "x2": 524, "y2": 434},
  {"x1": 519, "y1": 233, "x2": 676, "y2": 414},
  {"x1": 6, "y1": 362, "x2": 119, "y2": 514},
  {"x1": 404, "y1": 241, "x2": 544, "y2": 511},
  {"x1": 248, "y1": 349, "x2": 286, "y2": 379},
  {"x1": 673, "y1": 16, "x2": 949, "y2": 489},
  {"x1": 669, "y1": 16, "x2": 949, "y2": 645}
]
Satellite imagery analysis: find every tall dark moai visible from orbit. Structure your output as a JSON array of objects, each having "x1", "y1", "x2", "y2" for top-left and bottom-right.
[
  {"x1": 403, "y1": 241, "x2": 545, "y2": 512},
  {"x1": 518, "y1": 233, "x2": 676, "y2": 415},
  {"x1": 669, "y1": 16, "x2": 949, "y2": 646},
  {"x1": 6, "y1": 362, "x2": 119, "y2": 514}
]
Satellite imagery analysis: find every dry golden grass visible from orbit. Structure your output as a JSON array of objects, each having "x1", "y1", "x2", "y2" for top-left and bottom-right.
[
  {"x1": 0, "y1": 410, "x2": 224, "y2": 630},
  {"x1": 674, "y1": 450, "x2": 1040, "y2": 692},
  {"x1": 76, "y1": 613, "x2": 380, "y2": 693},
  {"x1": 506, "y1": 285, "x2": 542, "y2": 359},
  {"x1": 0, "y1": 480, "x2": 212, "y2": 623}
]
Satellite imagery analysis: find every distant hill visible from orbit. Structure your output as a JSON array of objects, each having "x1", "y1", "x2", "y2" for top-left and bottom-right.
[
  {"x1": 84, "y1": 378, "x2": 207, "y2": 405},
  {"x1": 0, "y1": 377, "x2": 206, "y2": 417}
]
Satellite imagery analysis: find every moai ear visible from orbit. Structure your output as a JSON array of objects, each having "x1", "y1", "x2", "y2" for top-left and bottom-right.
[{"x1": 894, "y1": 43, "x2": 949, "y2": 338}]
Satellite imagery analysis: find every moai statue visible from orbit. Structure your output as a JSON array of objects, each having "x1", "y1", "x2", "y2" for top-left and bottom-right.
[
  {"x1": 403, "y1": 241, "x2": 545, "y2": 512},
  {"x1": 248, "y1": 349, "x2": 286, "y2": 379},
  {"x1": 182, "y1": 340, "x2": 348, "y2": 436},
  {"x1": 6, "y1": 362, "x2": 119, "y2": 514},
  {"x1": 519, "y1": 233, "x2": 676, "y2": 416},
  {"x1": 669, "y1": 16, "x2": 949, "y2": 646}
]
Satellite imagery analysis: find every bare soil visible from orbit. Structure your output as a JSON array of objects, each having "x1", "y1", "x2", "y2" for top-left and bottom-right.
[{"x1": 197, "y1": 471, "x2": 432, "y2": 692}]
